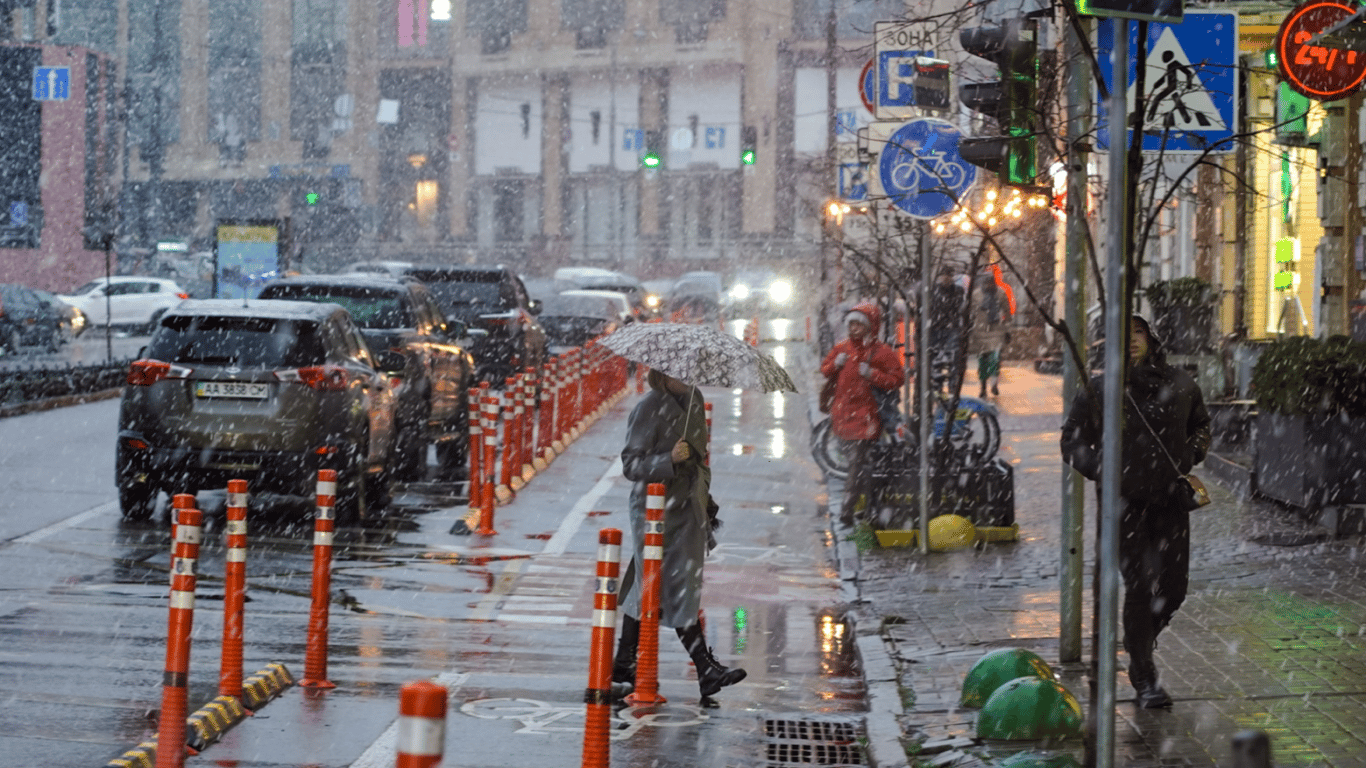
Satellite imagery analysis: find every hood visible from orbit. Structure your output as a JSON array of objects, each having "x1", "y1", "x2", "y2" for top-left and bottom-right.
[{"x1": 846, "y1": 301, "x2": 882, "y2": 337}]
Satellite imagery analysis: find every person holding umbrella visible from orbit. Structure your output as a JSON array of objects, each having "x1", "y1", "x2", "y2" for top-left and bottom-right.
[{"x1": 612, "y1": 368, "x2": 747, "y2": 705}]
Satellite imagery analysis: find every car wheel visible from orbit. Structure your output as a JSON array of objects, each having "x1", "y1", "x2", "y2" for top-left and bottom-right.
[
  {"x1": 119, "y1": 480, "x2": 159, "y2": 522},
  {"x1": 4, "y1": 328, "x2": 21, "y2": 354},
  {"x1": 333, "y1": 448, "x2": 367, "y2": 525},
  {"x1": 435, "y1": 436, "x2": 470, "y2": 482},
  {"x1": 46, "y1": 326, "x2": 63, "y2": 352},
  {"x1": 394, "y1": 400, "x2": 431, "y2": 482}
]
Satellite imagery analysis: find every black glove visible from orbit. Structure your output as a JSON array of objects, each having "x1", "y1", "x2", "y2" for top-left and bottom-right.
[{"x1": 706, "y1": 496, "x2": 722, "y2": 531}]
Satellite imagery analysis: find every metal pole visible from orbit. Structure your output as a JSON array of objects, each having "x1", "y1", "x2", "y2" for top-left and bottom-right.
[
  {"x1": 918, "y1": 223, "x2": 931, "y2": 555},
  {"x1": 1093, "y1": 17, "x2": 1129, "y2": 768},
  {"x1": 1060, "y1": 13, "x2": 1091, "y2": 665}
]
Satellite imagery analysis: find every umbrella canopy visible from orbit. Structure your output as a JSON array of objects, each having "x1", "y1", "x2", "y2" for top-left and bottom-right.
[{"x1": 600, "y1": 322, "x2": 797, "y2": 393}]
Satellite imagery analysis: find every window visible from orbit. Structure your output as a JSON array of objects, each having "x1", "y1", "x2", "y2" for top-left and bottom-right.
[
  {"x1": 662, "y1": 0, "x2": 724, "y2": 44},
  {"x1": 468, "y1": 0, "x2": 527, "y2": 55},
  {"x1": 493, "y1": 181, "x2": 524, "y2": 242},
  {"x1": 792, "y1": 0, "x2": 902, "y2": 40},
  {"x1": 208, "y1": 0, "x2": 262, "y2": 156},
  {"x1": 563, "y1": 0, "x2": 623, "y2": 49}
]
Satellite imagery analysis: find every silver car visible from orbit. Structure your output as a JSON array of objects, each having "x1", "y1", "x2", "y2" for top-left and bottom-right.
[{"x1": 116, "y1": 300, "x2": 401, "y2": 522}]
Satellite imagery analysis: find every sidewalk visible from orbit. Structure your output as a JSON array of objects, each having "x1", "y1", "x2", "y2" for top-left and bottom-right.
[{"x1": 834, "y1": 363, "x2": 1366, "y2": 768}]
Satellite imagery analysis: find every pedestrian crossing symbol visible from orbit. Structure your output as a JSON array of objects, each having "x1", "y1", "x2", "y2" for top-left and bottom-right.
[
  {"x1": 1131, "y1": 28, "x2": 1226, "y2": 132},
  {"x1": 1096, "y1": 12, "x2": 1238, "y2": 154}
]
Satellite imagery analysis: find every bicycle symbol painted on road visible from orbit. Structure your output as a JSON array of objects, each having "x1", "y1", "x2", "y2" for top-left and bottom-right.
[
  {"x1": 877, "y1": 118, "x2": 975, "y2": 219},
  {"x1": 460, "y1": 697, "x2": 710, "y2": 740}
]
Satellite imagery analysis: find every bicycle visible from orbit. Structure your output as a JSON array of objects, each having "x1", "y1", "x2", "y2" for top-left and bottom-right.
[{"x1": 810, "y1": 380, "x2": 1000, "y2": 482}]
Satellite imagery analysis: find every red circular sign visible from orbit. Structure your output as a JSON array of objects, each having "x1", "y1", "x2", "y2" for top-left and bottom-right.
[
  {"x1": 859, "y1": 58, "x2": 876, "y2": 114},
  {"x1": 1276, "y1": 0, "x2": 1366, "y2": 100}
]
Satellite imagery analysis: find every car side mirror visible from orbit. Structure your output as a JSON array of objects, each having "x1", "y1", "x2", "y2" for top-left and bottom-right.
[
  {"x1": 443, "y1": 319, "x2": 467, "y2": 338},
  {"x1": 373, "y1": 349, "x2": 408, "y2": 374},
  {"x1": 527, "y1": 298, "x2": 542, "y2": 316}
]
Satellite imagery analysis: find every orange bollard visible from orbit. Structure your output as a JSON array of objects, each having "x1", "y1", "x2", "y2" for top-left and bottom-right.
[
  {"x1": 170, "y1": 492, "x2": 196, "y2": 547},
  {"x1": 395, "y1": 680, "x2": 447, "y2": 768},
  {"x1": 502, "y1": 375, "x2": 522, "y2": 495},
  {"x1": 626, "y1": 483, "x2": 668, "y2": 705},
  {"x1": 156, "y1": 505, "x2": 202, "y2": 768},
  {"x1": 537, "y1": 362, "x2": 556, "y2": 467},
  {"x1": 220, "y1": 479, "x2": 249, "y2": 702},
  {"x1": 300, "y1": 470, "x2": 337, "y2": 689},
  {"x1": 479, "y1": 396, "x2": 499, "y2": 535},
  {"x1": 467, "y1": 387, "x2": 483, "y2": 512},
  {"x1": 636, "y1": 362, "x2": 646, "y2": 394},
  {"x1": 521, "y1": 368, "x2": 537, "y2": 481},
  {"x1": 806, "y1": 315, "x2": 812, "y2": 342},
  {"x1": 582, "y1": 528, "x2": 622, "y2": 768}
]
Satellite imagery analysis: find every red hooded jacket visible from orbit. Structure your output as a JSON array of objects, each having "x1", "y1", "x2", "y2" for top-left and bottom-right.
[{"x1": 819, "y1": 301, "x2": 904, "y2": 440}]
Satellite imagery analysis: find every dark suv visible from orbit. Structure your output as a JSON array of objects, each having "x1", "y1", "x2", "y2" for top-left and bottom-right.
[
  {"x1": 258, "y1": 275, "x2": 476, "y2": 480},
  {"x1": 117, "y1": 300, "x2": 403, "y2": 522},
  {"x1": 403, "y1": 265, "x2": 546, "y2": 384}
]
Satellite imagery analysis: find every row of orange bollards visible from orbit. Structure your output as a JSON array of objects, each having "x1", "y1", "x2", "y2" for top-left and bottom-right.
[{"x1": 459, "y1": 339, "x2": 632, "y2": 536}]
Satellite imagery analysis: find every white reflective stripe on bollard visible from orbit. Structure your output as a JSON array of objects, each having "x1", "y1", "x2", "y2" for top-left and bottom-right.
[{"x1": 396, "y1": 715, "x2": 445, "y2": 756}]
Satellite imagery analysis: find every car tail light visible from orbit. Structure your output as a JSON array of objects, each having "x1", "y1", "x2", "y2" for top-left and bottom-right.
[
  {"x1": 123, "y1": 437, "x2": 151, "y2": 451},
  {"x1": 127, "y1": 359, "x2": 171, "y2": 386},
  {"x1": 175, "y1": 292, "x2": 189, "y2": 299},
  {"x1": 277, "y1": 365, "x2": 348, "y2": 391}
]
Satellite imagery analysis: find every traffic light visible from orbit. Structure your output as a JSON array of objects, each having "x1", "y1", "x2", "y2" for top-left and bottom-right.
[
  {"x1": 641, "y1": 130, "x2": 663, "y2": 169},
  {"x1": 958, "y1": 19, "x2": 1039, "y2": 188},
  {"x1": 305, "y1": 192, "x2": 320, "y2": 206},
  {"x1": 741, "y1": 125, "x2": 757, "y2": 166}
]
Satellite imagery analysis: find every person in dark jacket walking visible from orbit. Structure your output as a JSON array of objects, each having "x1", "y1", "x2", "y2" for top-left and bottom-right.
[
  {"x1": 1060, "y1": 315, "x2": 1212, "y2": 708},
  {"x1": 820, "y1": 301, "x2": 904, "y2": 526},
  {"x1": 612, "y1": 369, "x2": 745, "y2": 705}
]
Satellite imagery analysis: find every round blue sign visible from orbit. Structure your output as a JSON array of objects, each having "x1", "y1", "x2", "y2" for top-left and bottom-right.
[{"x1": 877, "y1": 119, "x2": 976, "y2": 219}]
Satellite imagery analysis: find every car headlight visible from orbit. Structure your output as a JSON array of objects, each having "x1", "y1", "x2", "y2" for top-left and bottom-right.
[
  {"x1": 730, "y1": 283, "x2": 751, "y2": 301},
  {"x1": 768, "y1": 279, "x2": 793, "y2": 305}
]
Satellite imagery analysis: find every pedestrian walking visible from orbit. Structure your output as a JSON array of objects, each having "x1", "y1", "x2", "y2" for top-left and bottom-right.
[
  {"x1": 928, "y1": 266, "x2": 967, "y2": 377},
  {"x1": 820, "y1": 302, "x2": 904, "y2": 526},
  {"x1": 971, "y1": 274, "x2": 1010, "y2": 398},
  {"x1": 613, "y1": 369, "x2": 745, "y2": 705},
  {"x1": 1059, "y1": 314, "x2": 1212, "y2": 708}
]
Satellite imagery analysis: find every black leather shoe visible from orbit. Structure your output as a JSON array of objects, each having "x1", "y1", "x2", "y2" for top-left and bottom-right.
[
  {"x1": 698, "y1": 656, "x2": 747, "y2": 698},
  {"x1": 1136, "y1": 683, "x2": 1172, "y2": 708}
]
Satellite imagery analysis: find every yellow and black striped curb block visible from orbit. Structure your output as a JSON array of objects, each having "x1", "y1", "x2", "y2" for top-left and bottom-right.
[
  {"x1": 187, "y1": 694, "x2": 248, "y2": 751},
  {"x1": 241, "y1": 661, "x2": 294, "y2": 712},
  {"x1": 104, "y1": 739, "x2": 157, "y2": 768}
]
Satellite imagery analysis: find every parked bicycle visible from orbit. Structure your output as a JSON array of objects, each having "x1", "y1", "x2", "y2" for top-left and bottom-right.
[{"x1": 810, "y1": 355, "x2": 1000, "y2": 481}]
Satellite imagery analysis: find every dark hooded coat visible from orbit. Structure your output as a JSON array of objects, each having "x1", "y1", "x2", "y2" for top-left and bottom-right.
[{"x1": 617, "y1": 377, "x2": 710, "y2": 627}]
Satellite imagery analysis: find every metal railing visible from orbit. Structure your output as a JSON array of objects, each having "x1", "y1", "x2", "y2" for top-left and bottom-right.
[{"x1": 0, "y1": 360, "x2": 129, "y2": 407}]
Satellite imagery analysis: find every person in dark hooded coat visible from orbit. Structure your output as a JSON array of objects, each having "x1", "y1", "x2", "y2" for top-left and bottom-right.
[
  {"x1": 612, "y1": 369, "x2": 745, "y2": 704},
  {"x1": 1060, "y1": 314, "x2": 1212, "y2": 708}
]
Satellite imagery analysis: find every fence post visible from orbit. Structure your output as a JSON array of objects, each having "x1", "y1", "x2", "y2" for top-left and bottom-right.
[
  {"x1": 396, "y1": 680, "x2": 447, "y2": 768},
  {"x1": 581, "y1": 528, "x2": 622, "y2": 768},
  {"x1": 219, "y1": 479, "x2": 248, "y2": 702},
  {"x1": 156, "y1": 505, "x2": 202, "y2": 768},
  {"x1": 625, "y1": 483, "x2": 667, "y2": 705},
  {"x1": 300, "y1": 470, "x2": 337, "y2": 689}
]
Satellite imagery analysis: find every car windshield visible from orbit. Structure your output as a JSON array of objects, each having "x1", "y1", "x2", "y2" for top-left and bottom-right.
[
  {"x1": 259, "y1": 284, "x2": 412, "y2": 329},
  {"x1": 541, "y1": 295, "x2": 618, "y2": 319},
  {"x1": 422, "y1": 280, "x2": 503, "y2": 310},
  {"x1": 146, "y1": 315, "x2": 325, "y2": 368}
]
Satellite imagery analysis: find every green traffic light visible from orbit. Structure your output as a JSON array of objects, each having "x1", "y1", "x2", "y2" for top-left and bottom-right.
[
  {"x1": 741, "y1": 149, "x2": 756, "y2": 165},
  {"x1": 641, "y1": 153, "x2": 661, "y2": 169},
  {"x1": 306, "y1": 192, "x2": 320, "y2": 205}
]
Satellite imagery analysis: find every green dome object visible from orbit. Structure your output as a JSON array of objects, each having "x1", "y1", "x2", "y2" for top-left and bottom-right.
[
  {"x1": 997, "y1": 751, "x2": 1083, "y2": 768},
  {"x1": 960, "y1": 648, "x2": 1056, "y2": 708},
  {"x1": 927, "y1": 514, "x2": 977, "y2": 551},
  {"x1": 976, "y1": 677, "x2": 1084, "y2": 741}
]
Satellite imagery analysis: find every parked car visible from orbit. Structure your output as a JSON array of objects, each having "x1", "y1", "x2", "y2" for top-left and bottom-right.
[
  {"x1": 0, "y1": 283, "x2": 67, "y2": 353},
  {"x1": 552, "y1": 267, "x2": 655, "y2": 321},
  {"x1": 258, "y1": 274, "x2": 476, "y2": 480},
  {"x1": 539, "y1": 289, "x2": 634, "y2": 352},
  {"x1": 116, "y1": 300, "x2": 404, "y2": 522},
  {"x1": 402, "y1": 265, "x2": 546, "y2": 384},
  {"x1": 59, "y1": 276, "x2": 188, "y2": 330}
]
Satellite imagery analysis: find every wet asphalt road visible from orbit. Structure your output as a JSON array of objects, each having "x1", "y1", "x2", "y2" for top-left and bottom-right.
[{"x1": 0, "y1": 319, "x2": 864, "y2": 767}]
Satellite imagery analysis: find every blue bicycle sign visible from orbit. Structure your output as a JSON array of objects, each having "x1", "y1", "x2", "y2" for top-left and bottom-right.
[{"x1": 876, "y1": 119, "x2": 976, "y2": 219}]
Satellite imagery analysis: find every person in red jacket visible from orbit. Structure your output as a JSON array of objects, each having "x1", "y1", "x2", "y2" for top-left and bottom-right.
[{"x1": 820, "y1": 301, "x2": 905, "y2": 526}]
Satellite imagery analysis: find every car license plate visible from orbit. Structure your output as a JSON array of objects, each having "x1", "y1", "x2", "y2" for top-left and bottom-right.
[{"x1": 195, "y1": 381, "x2": 269, "y2": 399}]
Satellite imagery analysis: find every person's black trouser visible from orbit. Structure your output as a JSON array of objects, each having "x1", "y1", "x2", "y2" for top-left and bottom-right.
[
  {"x1": 1118, "y1": 493, "x2": 1190, "y2": 688},
  {"x1": 840, "y1": 437, "x2": 875, "y2": 523}
]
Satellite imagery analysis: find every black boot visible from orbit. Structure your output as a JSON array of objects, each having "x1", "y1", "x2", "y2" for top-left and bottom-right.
[
  {"x1": 677, "y1": 622, "x2": 746, "y2": 704},
  {"x1": 612, "y1": 614, "x2": 640, "y2": 694},
  {"x1": 1125, "y1": 639, "x2": 1171, "y2": 708}
]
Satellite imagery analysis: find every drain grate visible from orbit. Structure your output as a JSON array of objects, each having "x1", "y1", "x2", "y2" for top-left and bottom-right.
[{"x1": 763, "y1": 718, "x2": 865, "y2": 766}]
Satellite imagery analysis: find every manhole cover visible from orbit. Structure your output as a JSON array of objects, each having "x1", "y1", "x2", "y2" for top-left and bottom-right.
[{"x1": 762, "y1": 717, "x2": 865, "y2": 766}]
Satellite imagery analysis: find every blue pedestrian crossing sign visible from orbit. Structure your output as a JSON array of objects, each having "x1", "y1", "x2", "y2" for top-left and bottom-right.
[
  {"x1": 32, "y1": 67, "x2": 70, "y2": 101},
  {"x1": 1096, "y1": 12, "x2": 1239, "y2": 153}
]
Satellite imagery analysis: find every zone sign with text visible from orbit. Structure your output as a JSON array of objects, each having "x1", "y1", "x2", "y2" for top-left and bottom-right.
[{"x1": 873, "y1": 22, "x2": 937, "y2": 119}]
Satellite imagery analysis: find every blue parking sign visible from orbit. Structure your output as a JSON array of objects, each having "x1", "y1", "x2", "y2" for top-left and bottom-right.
[
  {"x1": 9, "y1": 202, "x2": 27, "y2": 227},
  {"x1": 32, "y1": 67, "x2": 70, "y2": 101}
]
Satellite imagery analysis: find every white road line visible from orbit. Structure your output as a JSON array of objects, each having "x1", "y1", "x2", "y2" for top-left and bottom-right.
[
  {"x1": 12, "y1": 501, "x2": 118, "y2": 544},
  {"x1": 351, "y1": 671, "x2": 468, "y2": 768},
  {"x1": 541, "y1": 456, "x2": 622, "y2": 556}
]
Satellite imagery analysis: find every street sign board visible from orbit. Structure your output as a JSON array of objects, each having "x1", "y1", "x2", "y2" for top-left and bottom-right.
[
  {"x1": 1276, "y1": 0, "x2": 1366, "y2": 101},
  {"x1": 870, "y1": 119, "x2": 976, "y2": 219},
  {"x1": 836, "y1": 143, "x2": 868, "y2": 203},
  {"x1": 9, "y1": 201, "x2": 27, "y2": 227},
  {"x1": 1096, "y1": 12, "x2": 1238, "y2": 153},
  {"x1": 1076, "y1": 0, "x2": 1183, "y2": 24},
  {"x1": 859, "y1": 59, "x2": 876, "y2": 115},
  {"x1": 32, "y1": 67, "x2": 69, "y2": 101},
  {"x1": 873, "y1": 22, "x2": 937, "y2": 120}
]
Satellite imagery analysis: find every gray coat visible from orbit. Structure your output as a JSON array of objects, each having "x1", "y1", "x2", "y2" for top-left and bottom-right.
[{"x1": 618, "y1": 384, "x2": 711, "y2": 628}]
